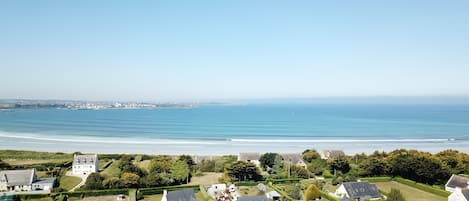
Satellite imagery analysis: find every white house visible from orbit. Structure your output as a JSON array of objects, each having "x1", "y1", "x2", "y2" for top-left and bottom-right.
[
  {"x1": 238, "y1": 153, "x2": 261, "y2": 167},
  {"x1": 72, "y1": 154, "x2": 99, "y2": 176},
  {"x1": 449, "y1": 188, "x2": 469, "y2": 201},
  {"x1": 281, "y1": 153, "x2": 307, "y2": 169},
  {"x1": 0, "y1": 169, "x2": 55, "y2": 193},
  {"x1": 335, "y1": 182, "x2": 381, "y2": 200},
  {"x1": 446, "y1": 175, "x2": 469, "y2": 193}
]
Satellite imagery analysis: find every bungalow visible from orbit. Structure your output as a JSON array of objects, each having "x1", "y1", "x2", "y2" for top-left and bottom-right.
[
  {"x1": 72, "y1": 154, "x2": 99, "y2": 176},
  {"x1": 237, "y1": 196, "x2": 269, "y2": 201},
  {"x1": 446, "y1": 175, "x2": 469, "y2": 193},
  {"x1": 161, "y1": 188, "x2": 197, "y2": 201},
  {"x1": 449, "y1": 188, "x2": 469, "y2": 201},
  {"x1": 321, "y1": 150, "x2": 345, "y2": 159},
  {"x1": 0, "y1": 169, "x2": 55, "y2": 193},
  {"x1": 281, "y1": 153, "x2": 307, "y2": 169},
  {"x1": 335, "y1": 182, "x2": 381, "y2": 200},
  {"x1": 238, "y1": 153, "x2": 261, "y2": 167}
]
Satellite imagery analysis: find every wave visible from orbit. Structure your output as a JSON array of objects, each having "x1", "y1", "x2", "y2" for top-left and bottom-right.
[{"x1": 229, "y1": 138, "x2": 457, "y2": 143}]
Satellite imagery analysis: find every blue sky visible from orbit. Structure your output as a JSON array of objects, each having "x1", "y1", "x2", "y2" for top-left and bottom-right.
[{"x1": 1, "y1": 1, "x2": 468, "y2": 101}]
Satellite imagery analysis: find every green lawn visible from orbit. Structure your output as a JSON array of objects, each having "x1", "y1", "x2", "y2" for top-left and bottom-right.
[
  {"x1": 102, "y1": 160, "x2": 121, "y2": 177},
  {"x1": 374, "y1": 181, "x2": 446, "y2": 201},
  {"x1": 59, "y1": 175, "x2": 82, "y2": 191}
]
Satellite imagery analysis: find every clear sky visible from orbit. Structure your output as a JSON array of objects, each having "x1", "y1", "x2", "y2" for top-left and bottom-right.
[{"x1": 1, "y1": 1, "x2": 468, "y2": 101}]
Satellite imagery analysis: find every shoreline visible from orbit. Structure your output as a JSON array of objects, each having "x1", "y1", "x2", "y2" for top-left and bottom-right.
[{"x1": 1, "y1": 133, "x2": 468, "y2": 155}]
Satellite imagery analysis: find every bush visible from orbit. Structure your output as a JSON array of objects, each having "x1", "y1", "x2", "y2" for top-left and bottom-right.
[
  {"x1": 386, "y1": 188, "x2": 405, "y2": 201},
  {"x1": 304, "y1": 184, "x2": 321, "y2": 201}
]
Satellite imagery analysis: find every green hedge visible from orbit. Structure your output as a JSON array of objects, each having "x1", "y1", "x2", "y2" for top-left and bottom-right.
[
  {"x1": 320, "y1": 190, "x2": 339, "y2": 201},
  {"x1": 268, "y1": 178, "x2": 301, "y2": 184},
  {"x1": 17, "y1": 193, "x2": 50, "y2": 200},
  {"x1": 359, "y1": 177, "x2": 392, "y2": 183},
  {"x1": 394, "y1": 177, "x2": 450, "y2": 197},
  {"x1": 234, "y1": 181, "x2": 261, "y2": 186},
  {"x1": 268, "y1": 184, "x2": 297, "y2": 201}
]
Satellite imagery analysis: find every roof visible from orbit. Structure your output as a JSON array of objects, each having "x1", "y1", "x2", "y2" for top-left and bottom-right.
[
  {"x1": 237, "y1": 196, "x2": 269, "y2": 201},
  {"x1": 446, "y1": 175, "x2": 469, "y2": 189},
  {"x1": 0, "y1": 169, "x2": 36, "y2": 186},
  {"x1": 267, "y1": 191, "x2": 280, "y2": 197},
  {"x1": 342, "y1": 182, "x2": 381, "y2": 199},
  {"x1": 166, "y1": 189, "x2": 197, "y2": 201},
  {"x1": 281, "y1": 153, "x2": 305, "y2": 164},
  {"x1": 324, "y1": 150, "x2": 345, "y2": 158},
  {"x1": 33, "y1": 178, "x2": 56, "y2": 185},
  {"x1": 73, "y1": 154, "x2": 97, "y2": 166},
  {"x1": 239, "y1": 152, "x2": 260, "y2": 161},
  {"x1": 462, "y1": 189, "x2": 469, "y2": 200}
]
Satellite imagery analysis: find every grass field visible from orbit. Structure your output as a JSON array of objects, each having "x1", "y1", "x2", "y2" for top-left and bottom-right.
[
  {"x1": 189, "y1": 172, "x2": 222, "y2": 185},
  {"x1": 102, "y1": 160, "x2": 121, "y2": 177},
  {"x1": 59, "y1": 175, "x2": 82, "y2": 191},
  {"x1": 374, "y1": 181, "x2": 446, "y2": 201}
]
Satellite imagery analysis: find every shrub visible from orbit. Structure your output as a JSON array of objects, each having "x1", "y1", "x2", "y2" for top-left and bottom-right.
[{"x1": 304, "y1": 184, "x2": 321, "y2": 201}]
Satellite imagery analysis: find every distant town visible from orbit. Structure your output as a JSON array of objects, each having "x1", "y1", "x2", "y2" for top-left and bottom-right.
[{"x1": 0, "y1": 99, "x2": 204, "y2": 110}]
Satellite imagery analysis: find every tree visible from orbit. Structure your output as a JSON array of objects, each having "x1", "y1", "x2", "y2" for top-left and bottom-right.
[
  {"x1": 121, "y1": 172, "x2": 140, "y2": 188},
  {"x1": 290, "y1": 165, "x2": 310, "y2": 179},
  {"x1": 83, "y1": 173, "x2": 104, "y2": 190},
  {"x1": 225, "y1": 161, "x2": 262, "y2": 182},
  {"x1": 302, "y1": 149, "x2": 321, "y2": 163},
  {"x1": 308, "y1": 159, "x2": 327, "y2": 175},
  {"x1": 119, "y1": 160, "x2": 146, "y2": 177},
  {"x1": 259, "y1": 153, "x2": 280, "y2": 169},
  {"x1": 148, "y1": 156, "x2": 173, "y2": 174},
  {"x1": 359, "y1": 157, "x2": 388, "y2": 176},
  {"x1": 198, "y1": 160, "x2": 216, "y2": 172},
  {"x1": 170, "y1": 160, "x2": 190, "y2": 183},
  {"x1": 143, "y1": 172, "x2": 173, "y2": 187},
  {"x1": 304, "y1": 184, "x2": 321, "y2": 201},
  {"x1": 178, "y1": 155, "x2": 196, "y2": 170},
  {"x1": 386, "y1": 188, "x2": 406, "y2": 201},
  {"x1": 435, "y1": 150, "x2": 469, "y2": 175},
  {"x1": 0, "y1": 159, "x2": 10, "y2": 170},
  {"x1": 102, "y1": 177, "x2": 122, "y2": 189},
  {"x1": 272, "y1": 155, "x2": 284, "y2": 175},
  {"x1": 327, "y1": 157, "x2": 350, "y2": 174}
]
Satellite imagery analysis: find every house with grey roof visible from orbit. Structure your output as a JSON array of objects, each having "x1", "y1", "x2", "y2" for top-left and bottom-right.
[
  {"x1": 446, "y1": 175, "x2": 469, "y2": 193},
  {"x1": 335, "y1": 182, "x2": 381, "y2": 200},
  {"x1": 0, "y1": 169, "x2": 55, "y2": 193},
  {"x1": 449, "y1": 188, "x2": 469, "y2": 201},
  {"x1": 72, "y1": 154, "x2": 98, "y2": 176},
  {"x1": 237, "y1": 195, "x2": 269, "y2": 201},
  {"x1": 280, "y1": 153, "x2": 307, "y2": 169},
  {"x1": 161, "y1": 188, "x2": 197, "y2": 201},
  {"x1": 238, "y1": 153, "x2": 261, "y2": 167},
  {"x1": 321, "y1": 150, "x2": 345, "y2": 159}
]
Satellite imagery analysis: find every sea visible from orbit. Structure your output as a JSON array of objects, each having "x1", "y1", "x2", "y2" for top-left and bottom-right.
[{"x1": 0, "y1": 104, "x2": 468, "y2": 155}]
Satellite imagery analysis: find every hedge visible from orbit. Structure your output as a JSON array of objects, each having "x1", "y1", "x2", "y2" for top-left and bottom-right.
[
  {"x1": 51, "y1": 188, "x2": 129, "y2": 197},
  {"x1": 320, "y1": 191, "x2": 339, "y2": 201},
  {"x1": 268, "y1": 178, "x2": 301, "y2": 184},
  {"x1": 234, "y1": 181, "x2": 261, "y2": 186},
  {"x1": 359, "y1": 177, "x2": 392, "y2": 183},
  {"x1": 17, "y1": 193, "x2": 50, "y2": 200},
  {"x1": 268, "y1": 183, "x2": 297, "y2": 201},
  {"x1": 394, "y1": 177, "x2": 450, "y2": 197}
]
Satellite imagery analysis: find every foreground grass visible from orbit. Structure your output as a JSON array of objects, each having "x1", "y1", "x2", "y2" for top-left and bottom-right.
[
  {"x1": 60, "y1": 175, "x2": 82, "y2": 191},
  {"x1": 102, "y1": 160, "x2": 121, "y2": 177},
  {"x1": 189, "y1": 172, "x2": 223, "y2": 185},
  {"x1": 374, "y1": 181, "x2": 446, "y2": 201}
]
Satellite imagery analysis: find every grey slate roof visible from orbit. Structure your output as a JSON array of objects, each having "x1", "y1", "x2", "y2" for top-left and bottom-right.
[
  {"x1": 237, "y1": 196, "x2": 269, "y2": 201},
  {"x1": 166, "y1": 189, "x2": 197, "y2": 201},
  {"x1": 342, "y1": 182, "x2": 381, "y2": 199},
  {"x1": 0, "y1": 169, "x2": 35, "y2": 186},
  {"x1": 462, "y1": 189, "x2": 469, "y2": 200},
  {"x1": 73, "y1": 154, "x2": 97, "y2": 166},
  {"x1": 239, "y1": 153, "x2": 260, "y2": 161},
  {"x1": 446, "y1": 175, "x2": 469, "y2": 189},
  {"x1": 281, "y1": 153, "x2": 305, "y2": 164}
]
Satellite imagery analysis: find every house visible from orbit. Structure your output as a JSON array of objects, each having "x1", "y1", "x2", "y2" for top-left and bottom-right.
[
  {"x1": 335, "y1": 182, "x2": 381, "y2": 200},
  {"x1": 161, "y1": 188, "x2": 197, "y2": 201},
  {"x1": 446, "y1": 175, "x2": 469, "y2": 193},
  {"x1": 72, "y1": 154, "x2": 99, "y2": 176},
  {"x1": 322, "y1": 150, "x2": 345, "y2": 159},
  {"x1": 0, "y1": 169, "x2": 55, "y2": 193},
  {"x1": 237, "y1": 196, "x2": 269, "y2": 201},
  {"x1": 281, "y1": 153, "x2": 307, "y2": 169},
  {"x1": 266, "y1": 191, "x2": 280, "y2": 201},
  {"x1": 238, "y1": 153, "x2": 261, "y2": 167},
  {"x1": 449, "y1": 188, "x2": 469, "y2": 201}
]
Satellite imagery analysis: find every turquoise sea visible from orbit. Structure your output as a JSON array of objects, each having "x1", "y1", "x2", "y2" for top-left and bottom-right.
[{"x1": 0, "y1": 104, "x2": 468, "y2": 154}]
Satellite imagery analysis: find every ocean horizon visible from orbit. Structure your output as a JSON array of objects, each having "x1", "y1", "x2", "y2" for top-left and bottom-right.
[{"x1": 1, "y1": 103, "x2": 468, "y2": 155}]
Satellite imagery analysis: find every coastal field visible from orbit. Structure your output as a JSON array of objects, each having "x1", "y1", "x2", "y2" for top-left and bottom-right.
[{"x1": 375, "y1": 181, "x2": 446, "y2": 201}]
